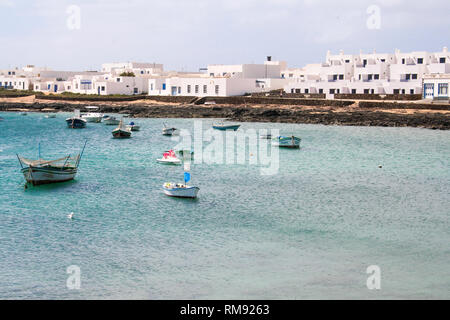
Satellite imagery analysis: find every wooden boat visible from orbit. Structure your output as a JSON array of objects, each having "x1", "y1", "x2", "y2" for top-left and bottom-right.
[
  {"x1": 17, "y1": 141, "x2": 87, "y2": 186},
  {"x1": 212, "y1": 122, "x2": 240, "y2": 131},
  {"x1": 112, "y1": 119, "x2": 132, "y2": 138},
  {"x1": 157, "y1": 150, "x2": 182, "y2": 165},
  {"x1": 272, "y1": 136, "x2": 301, "y2": 148},
  {"x1": 66, "y1": 109, "x2": 87, "y2": 128},
  {"x1": 162, "y1": 123, "x2": 179, "y2": 136},
  {"x1": 126, "y1": 121, "x2": 140, "y2": 131},
  {"x1": 103, "y1": 116, "x2": 120, "y2": 125}
]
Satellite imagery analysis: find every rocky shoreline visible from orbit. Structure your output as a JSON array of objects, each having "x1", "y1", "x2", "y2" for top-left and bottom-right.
[{"x1": 1, "y1": 100, "x2": 449, "y2": 130}]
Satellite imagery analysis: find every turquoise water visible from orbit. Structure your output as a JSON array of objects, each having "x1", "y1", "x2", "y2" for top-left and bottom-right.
[{"x1": 0, "y1": 112, "x2": 449, "y2": 299}]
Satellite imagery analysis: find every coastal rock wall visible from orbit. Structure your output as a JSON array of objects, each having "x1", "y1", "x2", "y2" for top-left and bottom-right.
[
  {"x1": 334, "y1": 93, "x2": 423, "y2": 100},
  {"x1": 359, "y1": 101, "x2": 450, "y2": 111}
]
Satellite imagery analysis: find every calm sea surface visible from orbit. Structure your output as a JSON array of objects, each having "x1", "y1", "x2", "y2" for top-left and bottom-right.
[{"x1": 0, "y1": 112, "x2": 449, "y2": 299}]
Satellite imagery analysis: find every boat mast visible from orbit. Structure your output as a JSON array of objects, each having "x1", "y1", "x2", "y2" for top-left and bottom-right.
[{"x1": 76, "y1": 139, "x2": 88, "y2": 168}]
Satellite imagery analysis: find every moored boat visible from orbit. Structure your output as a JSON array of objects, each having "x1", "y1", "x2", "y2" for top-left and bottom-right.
[
  {"x1": 112, "y1": 119, "x2": 132, "y2": 138},
  {"x1": 157, "y1": 150, "x2": 182, "y2": 165},
  {"x1": 126, "y1": 121, "x2": 140, "y2": 131},
  {"x1": 17, "y1": 141, "x2": 87, "y2": 186},
  {"x1": 103, "y1": 116, "x2": 120, "y2": 125},
  {"x1": 81, "y1": 112, "x2": 103, "y2": 123},
  {"x1": 212, "y1": 122, "x2": 240, "y2": 131},
  {"x1": 66, "y1": 109, "x2": 87, "y2": 128},
  {"x1": 272, "y1": 135, "x2": 301, "y2": 148},
  {"x1": 163, "y1": 183, "x2": 199, "y2": 198},
  {"x1": 162, "y1": 123, "x2": 179, "y2": 136}
]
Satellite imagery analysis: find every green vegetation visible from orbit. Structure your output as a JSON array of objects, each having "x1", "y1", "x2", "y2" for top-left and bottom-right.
[{"x1": 119, "y1": 72, "x2": 135, "y2": 77}]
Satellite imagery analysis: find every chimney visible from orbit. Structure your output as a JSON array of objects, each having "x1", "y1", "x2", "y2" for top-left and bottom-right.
[{"x1": 267, "y1": 56, "x2": 272, "y2": 62}]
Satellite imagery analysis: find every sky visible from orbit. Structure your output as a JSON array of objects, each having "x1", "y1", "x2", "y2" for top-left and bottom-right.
[{"x1": 0, "y1": 0, "x2": 449, "y2": 71}]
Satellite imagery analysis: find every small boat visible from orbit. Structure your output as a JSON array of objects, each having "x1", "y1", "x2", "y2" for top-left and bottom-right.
[
  {"x1": 17, "y1": 141, "x2": 87, "y2": 186},
  {"x1": 212, "y1": 122, "x2": 240, "y2": 131},
  {"x1": 163, "y1": 183, "x2": 199, "y2": 198},
  {"x1": 126, "y1": 121, "x2": 140, "y2": 131},
  {"x1": 81, "y1": 112, "x2": 103, "y2": 123},
  {"x1": 272, "y1": 135, "x2": 301, "y2": 148},
  {"x1": 156, "y1": 150, "x2": 182, "y2": 165},
  {"x1": 20, "y1": 112, "x2": 27, "y2": 116},
  {"x1": 112, "y1": 119, "x2": 132, "y2": 138},
  {"x1": 45, "y1": 114, "x2": 56, "y2": 118},
  {"x1": 103, "y1": 116, "x2": 120, "y2": 125},
  {"x1": 66, "y1": 109, "x2": 87, "y2": 128},
  {"x1": 162, "y1": 123, "x2": 179, "y2": 136}
]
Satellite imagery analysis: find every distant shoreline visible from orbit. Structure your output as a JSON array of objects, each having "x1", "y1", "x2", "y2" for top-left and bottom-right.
[{"x1": 1, "y1": 96, "x2": 449, "y2": 130}]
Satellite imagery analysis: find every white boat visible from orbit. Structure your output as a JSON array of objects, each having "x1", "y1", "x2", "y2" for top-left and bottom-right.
[
  {"x1": 126, "y1": 121, "x2": 140, "y2": 131},
  {"x1": 17, "y1": 141, "x2": 87, "y2": 186},
  {"x1": 66, "y1": 109, "x2": 87, "y2": 128},
  {"x1": 81, "y1": 112, "x2": 103, "y2": 123},
  {"x1": 163, "y1": 183, "x2": 199, "y2": 198},
  {"x1": 103, "y1": 116, "x2": 120, "y2": 125},
  {"x1": 156, "y1": 150, "x2": 182, "y2": 165},
  {"x1": 162, "y1": 123, "x2": 179, "y2": 136}
]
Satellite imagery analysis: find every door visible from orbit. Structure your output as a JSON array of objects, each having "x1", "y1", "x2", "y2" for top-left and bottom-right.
[
  {"x1": 54, "y1": 84, "x2": 58, "y2": 92},
  {"x1": 424, "y1": 83, "x2": 434, "y2": 99},
  {"x1": 171, "y1": 86, "x2": 177, "y2": 96}
]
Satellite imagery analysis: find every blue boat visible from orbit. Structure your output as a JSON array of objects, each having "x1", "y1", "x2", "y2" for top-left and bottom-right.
[
  {"x1": 212, "y1": 122, "x2": 240, "y2": 131},
  {"x1": 273, "y1": 136, "x2": 301, "y2": 148},
  {"x1": 66, "y1": 117, "x2": 87, "y2": 128}
]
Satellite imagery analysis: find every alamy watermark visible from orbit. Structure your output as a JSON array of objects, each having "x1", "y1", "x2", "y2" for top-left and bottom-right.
[
  {"x1": 171, "y1": 121, "x2": 280, "y2": 176},
  {"x1": 366, "y1": 5, "x2": 381, "y2": 30},
  {"x1": 366, "y1": 265, "x2": 381, "y2": 290},
  {"x1": 66, "y1": 5, "x2": 81, "y2": 30},
  {"x1": 66, "y1": 265, "x2": 81, "y2": 290}
]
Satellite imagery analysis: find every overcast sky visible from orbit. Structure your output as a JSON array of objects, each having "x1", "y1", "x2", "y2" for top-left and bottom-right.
[{"x1": 0, "y1": 0, "x2": 448, "y2": 71}]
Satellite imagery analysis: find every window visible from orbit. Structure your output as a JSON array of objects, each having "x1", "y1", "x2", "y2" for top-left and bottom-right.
[
  {"x1": 351, "y1": 89, "x2": 356, "y2": 94},
  {"x1": 438, "y1": 83, "x2": 448, "y2": 96},
  {"x1": 210, "y1": 73, "x2": 214, "y2": 77},
  {"x1": 364, "y1": 89, "x2": 370, "y2": 94},
  {"x1": 410, "y1": 89, "x2": 414, "y2": 94},
  {"x1": 371, "y1": 89, "x2": 374, "y2": 94},
  {"x1": 48, "y1": 84, "x2": 51, "y2": 89},
  {"x1": 141, "y1": 71, "x2": 144, "y2": 74},
  {"x1": 402, "y1": 58, "x2": 405, "y2": 64},
  {"x1": 178, "y1": 87, "x2": 181, "y2": 94},
  {"x1": 345, "y1": 60, "x2": 350, "y2": 63},
  {"x1": 289, "y1": 73, "x2": 293, "y2": 78},
  {"x1": 195, "y1": 85, "x2": 199, "y2": 94},
  {"x1": 162, "y1": 83, "x2": 166, "y2": 90},
  {"x1": 68, "y1": 86, "x2": 71, "y2": 90},
  {"x1": 333, "y1": 74, "x2": 338, "y2": 81},
  {"x1": 151, "y1": 83, "x2": 154, "y2": 90},
  {"x1": 374, "y1": 74, "x2": 379, "y2": 80},
  {"x1": 329, "y1": 89, "x2": 335, "y2": 94},
  {"x1": 363, "y1": 59, "x2": 367, "y2": 67},
  {"x1": 359, "y1": 74, "x2": 361, "y2": 80},
  {"x1": 305, "y1": 89, "x2": 309, "y2": 94},
  {"x1": 117, "y1": 78, "x2": 120, "y2": 82},
  {"x1": 380, "y1": 59, "x2": 385, "y2": 62},
  {"x1": 295, "y1": 89, "x2": 300, "y2": 93},
  {"x1": 402, "y1": 89, "x2": 406, "y2": 94},
  {"x1": 291, "y1": 89, "x2": 294, "y2": 93},
  {"x1": 393, "y1": 89, "x2": 400, "y2": 94},
  {"x1": 412, "y1": 74, "x2": 417, "y2": 80},
  {"x1": 417, "y1": 58, "x2": 423, "y2": 64},
  {"x1": 440, "y1": 57, "x2": 446, "y2": 63},
  {"x1": 368, "y1": 74, "x2": 373, "y2": 81},
  {"x1": 215, "y1": 85, "x2": 219, "y2": 95},
  {"x1": 134, "y1": 88, "x2": 138, "y2": 94},
  {"x1": 339, "y1": 74, "x2": 344, "y2": 80},
  {"x1": 187, "y1": 85, "x2": 191, "y2": 94},
  {"x1": 203, "y1": 85, "x2": 207, "y2": 94},
  {"x1": 281, "y1": 74, "x2": 285, "y2": 78},
  {"x1": 406, "y1": 74, "x2": 411, "y2": 80},
  {"x1": 319, "y1": 89, "x2": 323, "y2": 94},
  {"x1": 101, "y1": 86, "x2": 105, "y2": 91}
]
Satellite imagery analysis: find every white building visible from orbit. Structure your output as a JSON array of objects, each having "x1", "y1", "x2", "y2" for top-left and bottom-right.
[
  {"x1": 423, "y1": 74, "x2": 449, "y2": 100},
  {"x1": 148, "y1": 58, "x2": 289, "y2": 97},
  {"x1": 101, "y1": 62, "x2": 164, "y2": 76},
  {"x1": 284, "y1": 47, "x2": 450, "y2": 98}
]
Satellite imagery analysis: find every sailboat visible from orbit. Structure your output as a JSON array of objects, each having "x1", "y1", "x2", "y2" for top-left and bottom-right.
[
  {"x1": 17, "y1": 140, "x2": 87, "y2": 186},
  {"x1": 112, "y1": 119, "x2": 132, "y2": 138},
  {"x1": 162, "y1": 123, "x2": 179, "y2": 136},
  {"x1": 163, "y1": 150, "x2": 199, "y2": 198}
]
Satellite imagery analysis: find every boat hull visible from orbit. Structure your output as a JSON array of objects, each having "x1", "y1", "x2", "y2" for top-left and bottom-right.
[
  {"x1": 162, "y1": 128, "x2": 179, "y2": 136},
  {"x1": 112, "y1": 129, "x2": 131, "y2": 138},
  {"x1": 83, "y1": 116, "x2": 102, "y2": 123},
  {"x1": 273, "y1": 137, "x2": 301, "y2": 148},
  {"x1": 66, "y1": 118, "x2": 87, "y2": 128},
  {"x1": 163, "y1": 185, "x2": 199, "y2": 198},
  {"x1": 126, "y1": 125, "x2": 140, "y2": 131},
  {"x1": 21, "y1": 167, "x2": 77, "y2": 185},
  {"x1": 212, "y1": 125, "x2": 240, "y2": 131},
  {"x1": 156, "y1": 158, "x2": 182, "y2": 165}
]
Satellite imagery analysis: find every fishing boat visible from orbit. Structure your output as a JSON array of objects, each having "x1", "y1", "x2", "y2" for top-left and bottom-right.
[
  {"x1": 103, "y1": 116, "x2": 120, "y2": 125},
  {"x1": 17, "y1": 141, "x2": 87, "y2": 186},
  {"x1": 212, "y1": 121, "x2": 240, "y2": 131},
  {"x1": 112, "y1": 119, "x2": 132, "y2": 138},
  {"x1": 81, "y1": 113, "x2": 103, "y2": 123},
  {"x1": 66, "y1": 109, "x2": 87, "y2": 128},
  {"x1": 162, "y1": 123, "x2": 179, "y2": 136},
  {"x1": 156, "y1": 149, "x2": 182, "y2": 165},
  {"x1": 163, "y1": 152, "x2": 199, "y2": 198},
  {"x1": 272, "y1": 136, "x2": 301, "y2": 148},
  {"x1": 126, "y1": 121, "x2": 140, "y2": 131}
]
